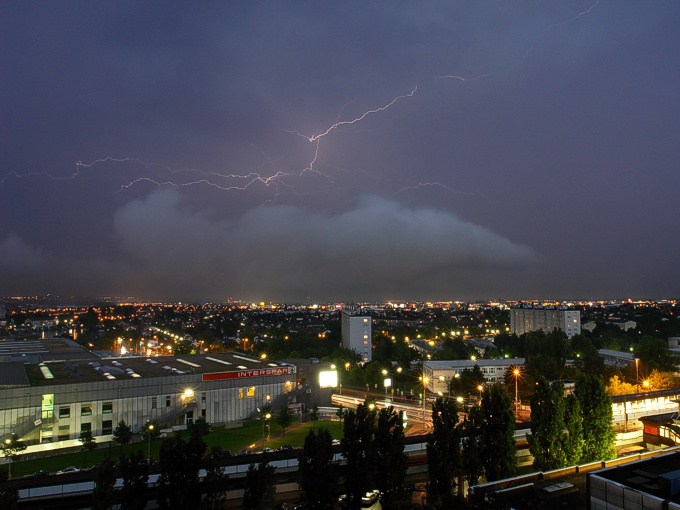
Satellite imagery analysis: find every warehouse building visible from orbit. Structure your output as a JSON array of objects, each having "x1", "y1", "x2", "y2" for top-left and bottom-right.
[{"x1": 0, "y1": 338, "x2": 296, "y2": 446}]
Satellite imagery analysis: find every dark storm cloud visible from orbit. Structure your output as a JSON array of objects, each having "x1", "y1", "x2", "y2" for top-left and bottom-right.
[
  {"x1": 109, "y1": 189, "x2": 536, "y2": 302},
  {"x1": 1, "y1": 1, "x2": 679, "y2": 301}
]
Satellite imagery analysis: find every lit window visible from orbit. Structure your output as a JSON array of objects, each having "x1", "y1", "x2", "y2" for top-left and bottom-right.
[
  {"x1": 42, "y1": 394, "x2": 55, "y2": 420},
  {"x1": 239, "y1": 388, "x2": 244, "y2": 399},
  {"x1": 247, "y1": 387, "x2": 255, "y2": 398}
]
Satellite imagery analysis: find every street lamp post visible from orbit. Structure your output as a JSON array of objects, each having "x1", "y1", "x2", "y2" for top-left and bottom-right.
[
  {"x1": 262, "y1": 412, "x2": 271, "y2": 446},
  {"x1": 513, "y1": 369, "x2": 520, "y2": 414},
  {"x1": 147, "y1": 424, "x2": 154, "y2": 459},
  {"x1": 477, "y1": 384, "x2": 483, "y2": 405},
  {"x1": 4, "y1": 439, "x2": 11, "y2": 478},
  {"x1": 635, "y1": 358, "x2": 640, "y2": 392},
  {"x1": 422, "y1": 377, "x2": 429, "y2": 424},
  {"x1": 382, "y1": 367, "x2": 402, "y2": 401}
]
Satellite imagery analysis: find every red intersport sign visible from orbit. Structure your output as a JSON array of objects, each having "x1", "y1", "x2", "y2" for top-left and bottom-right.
[{"x1": 202, "y1": 366, "x2": 295, "y2": 381}]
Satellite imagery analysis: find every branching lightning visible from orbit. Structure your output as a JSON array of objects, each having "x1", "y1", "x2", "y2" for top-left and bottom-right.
[
  {"x1": 290, "y1": 85, "x2": 418, "y2": 143},
  {"x1": 2, "y1": 2, "x2": 602, "y2": 204}
]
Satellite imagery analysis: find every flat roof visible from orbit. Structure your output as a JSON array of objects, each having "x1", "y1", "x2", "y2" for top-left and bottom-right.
[
  {"x1": 0, "y1": 338, "x2": 98, "y2": 362},
  {"x1": 424, "y1": 358, "x2": 525, "y2": 370},
  {"x1": 23, "y1": 351, "x2": 294, "y2": 386},
  {"x1": 598, "y1": 349, "x2": 634, "y2": 360},
  {"x1": 0, "y1": 363, "x2": 31, "y2": 387}
]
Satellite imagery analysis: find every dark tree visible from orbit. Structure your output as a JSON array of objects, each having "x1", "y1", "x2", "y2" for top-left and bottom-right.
[
  {"x1": 119, "y1": 450, "x2": 149, "y2": 510},
  {"x1": 576, "y1": 373, "x2": 616, "y2": 462},
  {"x1": 635, "y1": 336, "x2": 679, "y2": 373},
  {"x1": 1, "y1": 434, "x2": 26, "y2": 477},
  {"x1": 527, "y1": 377, "x2": 567, "y2": 471},
  {"x1": 562, "y1": 393, "x2": 584, "y2": 465},
  {"x1": 0, "y1": 468, "x2": 18, "y2": 509},
  {"x1": 276, "y1": 406, "x2": 295, "y2": 436},
  {"x1": 298, "y1": 428, "x2": 337, "y2": 509},
  {"x1": 310, "y1": 404, "x2": 319, "y2": 430},
  {"x1": 462, "y1": 404, "x2": 484, "y2": 487},
  {"x1": 335, "y1": 404, "x2": 346, "y2": 421},
  {"x1": 374, "y1": 407, "x2": 408, "y2": 503},
  {"x1": 188, "y1": 416, "x2": 211, "y2": 440},
  {"x1": 243, "y1": 455, "x2": 276, "y2": 510},
  {"x1": 113, "y1": 420, "x2": 133, "y2": 453},
  {"x1": 427, "y1": 397, "x2": 461, "y2": 500},
  {"x1": 202, "y1": 446, "x2": 228, "y2": 509},
  {"x1": 480, "y1": 385, "x2": 516, "y2": 481},
  {"x1": 141, "y1": 420, "x2": 161, "y2": 441},
  {"x1": 91, "y1": 458, "x2": 116, "y2": 510},
  {"x1": 341, "y1": 404, "x2": 377, "y2": 510},
  {"x1": 79, "y1": 430, "x2": 97, "y2": 462},
  {"x1": 459, "y1": 365, "x2": 485, "y2": 395},
  {"x1": 156, "y1": 433, "x2": 205, "y2": 510}
]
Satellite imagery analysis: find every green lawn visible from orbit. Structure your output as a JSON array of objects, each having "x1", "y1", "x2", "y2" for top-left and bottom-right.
[{"x1": 6, "y1": 419, "x2": 344, "y2": 478}]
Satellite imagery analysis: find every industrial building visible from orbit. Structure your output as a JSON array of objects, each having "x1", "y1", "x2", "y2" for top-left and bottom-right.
[
  {"x1": 341, "y1": 309, "x2": 372, "y2": 362},
  {"x1": 0, "y1": 338, "x2": 296, "y2": 447},
  {"x1": 510, "y1": 305, "x2": 581, "y2": 338}
]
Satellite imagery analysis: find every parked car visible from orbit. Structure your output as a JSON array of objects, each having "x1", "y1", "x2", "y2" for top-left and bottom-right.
[
  {"x1": 361, "y1": 489, "x2": 381, "y2": 506},
  {"x1": 57, "y1": 466, "x2": 81, "y2": 475},
  {"x1": 278, "y1": 445, "x2": 294, "y2": 452},
  {"x1": 26, "y1": 471, "x2": 49, "y2": 478}
]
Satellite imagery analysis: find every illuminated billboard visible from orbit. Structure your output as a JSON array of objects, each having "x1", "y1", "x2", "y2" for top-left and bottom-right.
[{"x1": 319, "y1": 370, "x2": 338, "y2": 388}]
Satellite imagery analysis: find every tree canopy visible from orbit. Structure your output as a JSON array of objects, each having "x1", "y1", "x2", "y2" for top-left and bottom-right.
[{"x1": 427, "y1": 397, "x2": 461, "y2": 499}]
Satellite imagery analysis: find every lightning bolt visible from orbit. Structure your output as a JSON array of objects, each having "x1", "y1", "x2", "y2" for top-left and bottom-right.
[
  {"x1": 3, "y1": 2, "x2": 601, "y2": 204},
  {"x1": 438, "y1": 0, "x2": 601, "y2": 85},
  {"x1": 518, "y1": 0, "x2": 601, "y2": 68},
  {"x1": 289, "y1": 85, "x2": 419, "y2": 143}
]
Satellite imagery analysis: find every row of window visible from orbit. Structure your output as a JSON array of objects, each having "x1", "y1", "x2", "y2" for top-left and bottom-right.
[{"x1": 47, "y1": 402, "x2": 114, "y2": 420}]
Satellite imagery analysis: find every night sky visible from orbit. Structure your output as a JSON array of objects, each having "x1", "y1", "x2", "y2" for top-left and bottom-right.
[{"x1": 1, "y1": 1, "x2": 679, "y2": 303}]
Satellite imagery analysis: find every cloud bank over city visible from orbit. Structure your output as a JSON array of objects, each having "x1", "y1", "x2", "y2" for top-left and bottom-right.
[{"x1": 1, "y1": 2, "x2": 679, "y2": 301}]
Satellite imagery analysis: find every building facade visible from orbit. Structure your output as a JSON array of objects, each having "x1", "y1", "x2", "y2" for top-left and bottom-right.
[
  {"x1": 0, "y1": 350, "x2": 295, "y2": 446},
  {"x1": 510, "y1": 305, "x2": 581, "y2": 338},
  {"x1": 422, "y1": 358, "x2": 525, "y2": 393},
  {"x1": 341, "y1": 309, "x2": 372, "y2": 362}
]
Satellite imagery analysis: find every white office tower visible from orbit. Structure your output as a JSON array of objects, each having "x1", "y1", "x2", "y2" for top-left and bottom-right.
[{"x1": 342, "y1": 309, "x2": 372, "y2": 362}]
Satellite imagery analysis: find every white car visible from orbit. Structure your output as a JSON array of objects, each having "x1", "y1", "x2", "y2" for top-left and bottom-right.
[
  {"x1": 57, "y1": 466, "x2": 81, "y2": 475},
  {"x1": 361, "y1": 489, "x2": 381, "y2": 506}
]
